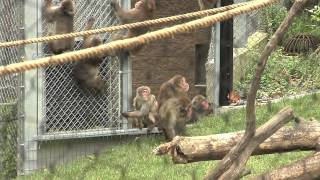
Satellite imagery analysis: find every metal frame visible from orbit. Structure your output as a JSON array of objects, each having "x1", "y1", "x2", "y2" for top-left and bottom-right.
[
  {"x1": 213, "y1": 0, "x2": 221, "y2": 110},
  {"x1": 120, "y1": 0, "x2": 132, "y2": 130},
  {"x1": 22, "y1": 0, "x2": 42, "y2": 174}
]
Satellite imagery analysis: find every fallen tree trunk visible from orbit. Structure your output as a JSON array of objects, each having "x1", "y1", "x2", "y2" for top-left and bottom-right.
[
  {"x1": 154, "y1": 119, "x2": 320, "y2": 163},
  {"x1": 252, "y1": 151, "x2": 320, "y2": 180}
]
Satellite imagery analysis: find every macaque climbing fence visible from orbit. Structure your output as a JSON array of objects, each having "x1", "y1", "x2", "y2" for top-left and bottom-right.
[
  {"x1": 0, "y1": 0, "x2": 132, "y2": 176},
  {"x1": 41, "y1": 0, "x2": 122, "y2": 133}
]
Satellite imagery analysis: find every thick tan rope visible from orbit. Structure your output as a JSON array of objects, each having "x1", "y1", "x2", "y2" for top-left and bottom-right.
[
  {"x1": 0, "y1": 2, "x2": 252, "y2": 48},
  {"x1": 0, "y1": 0, "x2": 278, "y2": 76}
]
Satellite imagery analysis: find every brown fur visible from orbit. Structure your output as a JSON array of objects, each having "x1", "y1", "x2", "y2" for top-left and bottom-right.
[
  {"x1": 159, "y1": 95, "x2": 211, "y2": 141},
  {"x1": 122, "y1": 86, "x2": 158, "y2": 131},
  {"x1": 110, "y1": 0, "x2": 156, "y2": 54},
  {"x1": 188, "y1": 95, "x2": 212, "y2": 123},
  {"x1": 73, "y1": 17, "x2": 104, "y2": 94},
  {"x1": 43, "y1": 0, "x2": 74, "y2": 54},
  {"x1": 157, "y1": 75, "x2": 189, "y2": 109},
  {"x1": 197, "y1": 0, "x2": 218, "y2": 10},
  {"x1": 158, "y1": 96, "x2": 191, "y2": 141},
  {"x1": 111, "y1": 0, "x2": 156, "y2": 39}
]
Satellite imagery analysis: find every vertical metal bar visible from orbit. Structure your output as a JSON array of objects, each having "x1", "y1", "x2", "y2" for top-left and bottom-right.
[
  {"x1": 16, "y1": 0, "x2": 26, "y2": 174},
  {"x1": 213, "y1": 0, "x2": 221, "y2": 109},
  {"x1": 120, "y1": 0, "x2": 132, "y2": 129},
  {"x1": 22, "y1": 0, "x2": 42, "y2": 174},
  {"x1": 16, "y1": 20, "x2": 26, "y2": 177},
  {"x1": 37, "y1": 0, "x2": 44, "y2": 135}
]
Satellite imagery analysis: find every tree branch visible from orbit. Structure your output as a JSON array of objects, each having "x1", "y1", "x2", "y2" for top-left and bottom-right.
[{"x1": 204, "y1": 0, "x2": 309, "y2": 179}]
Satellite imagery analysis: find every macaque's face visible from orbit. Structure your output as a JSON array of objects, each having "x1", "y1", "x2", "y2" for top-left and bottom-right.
[
  {"x1": 141, "y1": 88, "x2": 150, "y2": 98},
  {"x1": 179, "y1": 78, "x2": 189, "y2": 92},
  {"x1": 201, "y1": 100, "x2": 209, "y2": 110}
]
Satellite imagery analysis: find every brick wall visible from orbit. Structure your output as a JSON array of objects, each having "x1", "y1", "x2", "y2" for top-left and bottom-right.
[{"x1": 130, "y1": 0, "x2": 211, "y2": 98}]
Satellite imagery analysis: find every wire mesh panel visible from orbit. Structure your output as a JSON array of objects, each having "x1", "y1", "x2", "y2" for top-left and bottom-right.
[
  {"x1": 41, "y1": 0, "x2": 122, "y2": 133},
  {"x1": 0, "y1": 0, "x2": 23, "y2": 104},
  {"x1": 0, "y1": 0, "x2": 23, "y2": 178}
]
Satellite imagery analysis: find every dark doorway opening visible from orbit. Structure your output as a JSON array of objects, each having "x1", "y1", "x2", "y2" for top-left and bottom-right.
[{"x1": 219, "y1": 0, "x2": 234, "y2": 106}]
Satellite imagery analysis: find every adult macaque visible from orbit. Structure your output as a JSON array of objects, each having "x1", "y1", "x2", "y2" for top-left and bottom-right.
[
  {"x1": 158, "y1": 96, "x2": 191, "y2": 141},
  {"x1": 122, "y1": 86, "x2": 158, "y2": 131},
  {"x1": 42, "y1": 0, "x2": 74, "y2": 54},
  {"x1": 157, "y1": 75, "x2": 190, "y2": 109},
  {"x1": 73, "y1": 18, "x2": 104, "y2": 94},
  {"x1": 159, "y1": 95, "x2": 211, "y2": 141},
  {"x1": 111, "y1": 0, "x2": 156, "y2": 39},
  {"x1": 197, "y1": 0, "x2": 219, "y2": 10},
  {"x1": 110, "y1": 0, "x2": 156, "y2": 54}
]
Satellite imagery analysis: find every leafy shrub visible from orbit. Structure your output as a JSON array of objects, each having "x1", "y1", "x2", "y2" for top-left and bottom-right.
[{"x1": 0, "y1": 106, "x2": 17, "y2": 179}]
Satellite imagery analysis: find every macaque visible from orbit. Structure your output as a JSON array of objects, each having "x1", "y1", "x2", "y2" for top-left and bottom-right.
[
  {"x1": 110, "y1": 0, "x2": 156, "y2": 54},
  {"x1": 188, "y1": 95, "x2": 212, "y2": 123},
  {"x1": 158, "y1": 95, "x2": 211, "y2": 141},
  {"x1": 157, "y1": 75, "x2": 190, "y2": 109},
  {"x1": 197, "y1": 0, "x2": 219, "y2": 10},
  {"x1": 111, "y1": 0, "x2": 156, "y2": 39},
  {"x1": 158, "y1": 96, "x2": 191, "y2": 141},
  {"x1": 72, "y1": 18, "x2": 104, "y2": 94},
  {"x1": 122, "y1": 86, "x2": 158, "y2": 131},
  {"x1": 42, "y1": 0, "x2": 74, "y2": 54}
]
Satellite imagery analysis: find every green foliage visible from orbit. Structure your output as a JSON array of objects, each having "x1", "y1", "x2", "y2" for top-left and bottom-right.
[
  {"x1": 0, "y1": 106, "x2": 18, "y2": 180},
  {"x1": 261, "y1": 5, "x2": 320, "y2": 39},
  {"x1": 287, "y1": 11, "x2": 320, "y2": 38},
  {"x1": 15, "y1": 95, "x2": 320, "y2": 180},
  {"x1": 308, "y1": 5, "x2": 320, "y2": 23},
  {"x1": 260, "y1": 5, "x2": 287, "y2": 35},
  {"x1": 235, "y1": 47, "x2": 320, "y2": 99}
]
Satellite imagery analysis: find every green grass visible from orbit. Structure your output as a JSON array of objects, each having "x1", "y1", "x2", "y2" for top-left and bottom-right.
[
  {"x1": 235, "y1": 48, "x2": 320, "y2": 99},
  {"x1": 16, "y1": 94, "x2": 320, "y2": 180}
]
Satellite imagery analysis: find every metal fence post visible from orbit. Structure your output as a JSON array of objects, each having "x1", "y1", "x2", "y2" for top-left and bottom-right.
[
  {"x1": 22, "y1": 0, "x2": 42, "y2": 174},
  {"x1": 213, "y1": 0, "x2": 221, "y2": 111},
  {"x1": 120, "y1": 0, "x2": 132, "y2": 130}
]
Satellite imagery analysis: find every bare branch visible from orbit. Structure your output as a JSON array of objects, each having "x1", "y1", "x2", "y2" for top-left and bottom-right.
[{"x1": 204, "y1": 0, "x2": 309, "y2": 179}]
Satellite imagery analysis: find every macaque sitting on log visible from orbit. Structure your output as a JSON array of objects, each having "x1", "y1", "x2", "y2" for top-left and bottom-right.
[
  {"x1": 73, "y1": 17, "x2": 105, "y2": 94},
  {"x1": 122, "y1": 86, "x2": 158, "y2": 131},
  {"x1": 158, "y1": 95, "x2": 211, "y2": 141},
  {"x1": 157, "y1": 75, "x2": 190, "y2": 109},
  {"x1": 42, "y1": 0, "x2": 75, "y2": 54}
]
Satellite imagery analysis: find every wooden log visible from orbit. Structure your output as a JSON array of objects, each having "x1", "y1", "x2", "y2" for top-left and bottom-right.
[
  {"x1": 154, "y1": 119, "x2": 320, "y2": 164},
  {"x1": 252, "y1": 151, "x2": 320, "y2": 180}
]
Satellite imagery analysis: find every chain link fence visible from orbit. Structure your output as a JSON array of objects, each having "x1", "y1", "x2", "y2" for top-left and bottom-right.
[
  {"x1": 41, "y1": 0, "x2": 122, "y2": 133},
  {"x1": 0, "y1": 0, "x2": 23, "y2": 178}
]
